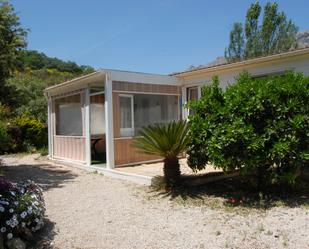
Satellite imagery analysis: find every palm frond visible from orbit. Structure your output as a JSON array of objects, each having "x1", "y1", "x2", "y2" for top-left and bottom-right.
[{"x1": 132, "y1": 120, "x2": 190, "y2": 158}]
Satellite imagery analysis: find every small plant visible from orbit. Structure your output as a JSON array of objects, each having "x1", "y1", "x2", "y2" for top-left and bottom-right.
[
  {"x1": 133, "y1": 120, "x2": 190, "y2": 188},
  {"x1": 0, "y1": 178, "x2": 45, "y2": 246}
]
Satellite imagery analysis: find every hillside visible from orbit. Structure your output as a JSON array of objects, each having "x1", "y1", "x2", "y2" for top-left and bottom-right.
[{"x1": 6, "y1": 50, "x2": 95, "y2": 122}]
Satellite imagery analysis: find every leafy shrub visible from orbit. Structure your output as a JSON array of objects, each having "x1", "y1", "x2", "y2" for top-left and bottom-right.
[
  {"x1": 13, "y1": 114, "x2": 47, "y2": 149},
  {"x1": 0, "y1": 178, "x2": 45, "y2": 242},
  {"x1": 5, "y1": 124, "x2": 23, "y2": 153},
  {"x1": 187, "y1": 72, "x2": 309, "y2": 186},
  {"x1": 0, "y1": 121, "x2": 12, "y2": 154}
]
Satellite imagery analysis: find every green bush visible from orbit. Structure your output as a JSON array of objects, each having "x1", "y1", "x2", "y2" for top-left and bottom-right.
[
  {"x1": 13, "y1": 114, "x2": 47, "y2": 149},
  {"x1": 0, "y1": 121, "x2": 12, "y2": 154},
  {"x1": 187, "y1": 72, "x2": 309, "y2": 186}
]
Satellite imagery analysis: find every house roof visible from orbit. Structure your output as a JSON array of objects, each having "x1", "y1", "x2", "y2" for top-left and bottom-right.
[
  {"x1": 170, "y1": 47, "x2": 309, "y2": 77},
  {"x1": 44, "y1": 69, "x2": 179, "y2": 96}
]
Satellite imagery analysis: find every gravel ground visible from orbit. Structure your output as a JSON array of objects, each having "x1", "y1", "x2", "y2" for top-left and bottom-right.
[{"x1": 1, "y1": 154, "x2": 308, "y2": 249}]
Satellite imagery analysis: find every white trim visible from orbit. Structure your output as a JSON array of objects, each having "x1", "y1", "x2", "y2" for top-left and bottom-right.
[
  {"x1": 53, "y1": 135, "x2": 85, "y2": 139},
  {"x1": 105, "y1": 74, "x2": 115, "y2": 169},
  {"x1": 114, "y1": 137, "x2": 134, "y2": 140},
  {"x1": 103, "y1": 69, "x2": 180, "y2": 86},
  {"x1": 113, "y1": 90, "x2": 181, "y2": 96},
  {"x1": 52, "y1": 90, "x2": 83, "y2": 100},
  {"x1": 51, "y1": 155, "x2": 86, "y2": 164},
  {"x1": 47, "y1": 97, "x2": 53, "y2": 157},
  {"x1": 115, "y1": 159, "x2": 162, "y2": 167},
  {"x1": 172, "y1": 47, "x2": 309, "y2": 77},
  {"x1": 89, "y1": 91, "x2": 105, "y2": 96},
  {"x1": 181, "y1": 87, "x2": 188, "y2": 119},
  {"x1": 85, "y1": 88, "x2": 91, "y2": 167}
]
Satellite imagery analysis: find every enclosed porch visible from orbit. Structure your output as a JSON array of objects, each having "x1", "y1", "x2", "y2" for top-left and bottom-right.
[{"x1": 45, "y1": 70, "x2": 182, "y2": 170}]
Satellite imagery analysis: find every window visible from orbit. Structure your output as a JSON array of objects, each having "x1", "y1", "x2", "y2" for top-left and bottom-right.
[
  {"x1": 187, "y1": 87, "x2": 199, "y2": 101},
  {"x1": 119, "y1": 94, "x2": 179, "y2": 137},
  {"x1": 55, "y1": 94, "x2": 83, "y2": 136},
  {"x1": 134, "y1": 94, "x2": 179, "y2": 135},
  {"x1": 187, "y1": 87, "x2": 199, "y2": 116},
  {"x1": 120, "y1": 95, "x2": 134, "y2": 137},
  {"x1": 90, "y1": 94, "x2": 105, "y2": 135}
]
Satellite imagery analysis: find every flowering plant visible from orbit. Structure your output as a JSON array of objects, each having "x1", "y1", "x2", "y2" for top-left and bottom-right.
[{"x1": 0, "y1": 178, "x2": 45, "y2": 242}]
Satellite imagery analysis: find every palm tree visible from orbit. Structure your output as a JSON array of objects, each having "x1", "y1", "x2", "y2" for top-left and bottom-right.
[{"x1": 133, "y1": 120, "x2": 190, "y2": 187}]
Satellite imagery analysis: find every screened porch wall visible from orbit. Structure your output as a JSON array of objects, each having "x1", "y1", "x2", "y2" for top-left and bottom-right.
[
  {"x1": 112, "y1": 81, "x2": 181, "y2": 166},
  {"x1": 51, "y1": 89, "x2": 86, "y2": 163}
]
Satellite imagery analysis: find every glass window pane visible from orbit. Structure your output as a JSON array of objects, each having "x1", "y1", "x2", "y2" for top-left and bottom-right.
[
  {"x1": 120, "y1": 96, "x2": 133, "y2": 137},
  {"x1": 134, "y1": 94, "x2": 178, "y2": 135},
  {"x1": 90, "y1": 94, "x2": 105, "y2": 135},
  {"x1": 187, "y1": 87, "x2": 198, "y2": 101},
  {"x1": 55, "y1": 94, "x2": 83, "y2": 136}
]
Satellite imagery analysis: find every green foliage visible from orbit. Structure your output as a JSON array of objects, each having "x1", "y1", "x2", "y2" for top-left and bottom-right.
[
  {"x1": 0, "y1": 0, "x2": 27, "y2": 106},
  {"x1": 13, "y1": 114, "x2": 47, "y2": 149},
  {"x1": 225, "y1": 2, "x2": 298, "y2": 62},
  {"x1": 133, "y1": 120, "x2": 190, "y2": 159},
  {"x1": 7, "y1": 68, "x2": 85, "y2": 122},
  {"x1": 225, "y1": 23, "x2": 244, "y2": 61},
  {"x1": 0, "y1": 120, "x2": 11, "y2": 154},
  {"x1": 187, "y1": 72, "x2": 309, "y2": 186},
  {"x1": 17, "y1": 50, "x2": 94, "y2": 74}
]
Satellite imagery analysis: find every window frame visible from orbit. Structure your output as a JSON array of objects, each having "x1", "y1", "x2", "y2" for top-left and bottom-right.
[
  {"x1": 54, "y1": 92, "x2": 84, "y2": 137},
  {"x1": 119, "y1": 94, "x2": 134, "y2": 138}
]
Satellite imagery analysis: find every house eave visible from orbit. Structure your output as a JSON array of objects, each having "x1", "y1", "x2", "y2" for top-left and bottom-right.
[{"x1": 172, "y1": 47, "x2": 309, "y2": 77}]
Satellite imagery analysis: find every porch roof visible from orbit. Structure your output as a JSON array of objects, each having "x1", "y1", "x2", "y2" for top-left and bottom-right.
[{"x1": 44, "y1": 69, "x2": 180, "y2": 97}]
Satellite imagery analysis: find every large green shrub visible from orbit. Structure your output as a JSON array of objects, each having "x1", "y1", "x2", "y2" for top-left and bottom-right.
[
  {"x1": 13, "y1": 114, "x2": 47, "y2": 149},
  {"x1": 187, "y1": 72, "x2": 309, "y2": 185},
  {"x1": 0, "y1": 121, "x2": 11, "y2": 154}
]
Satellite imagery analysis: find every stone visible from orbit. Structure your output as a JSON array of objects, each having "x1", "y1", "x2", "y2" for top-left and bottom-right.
[{"x1": 6, "y1": 238, "x2": 26, "y2": 249}]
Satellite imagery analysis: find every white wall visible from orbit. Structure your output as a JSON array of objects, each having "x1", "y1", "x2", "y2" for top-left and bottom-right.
[{"x1": 181, "y1": 55, "x2": 309, "y2": 89}]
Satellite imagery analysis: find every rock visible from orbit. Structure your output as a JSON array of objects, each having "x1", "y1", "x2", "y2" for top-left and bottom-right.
[{"x1": 6, "y1": 238, "x2": 26, "y2": 249}]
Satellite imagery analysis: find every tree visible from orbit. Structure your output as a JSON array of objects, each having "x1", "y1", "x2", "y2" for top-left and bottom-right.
[
  {"x1": 187, "y1": 73, "x2": 309, "y2": 187},
  {"x1": 0, "y1": 0, "x2": 27, "y2": 105},
  {"x1": 225, "y1": 2, "x2": 298, "y2": 62},
  {"x1": 133, "y1": 121, "x2": 190, "y2": 187},
  {"x1": 224, "y1": 23, "x2": 244, "y2": 61}
]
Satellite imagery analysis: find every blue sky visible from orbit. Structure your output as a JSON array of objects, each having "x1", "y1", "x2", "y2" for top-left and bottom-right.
[{"x1": 11, "y1": 0, "x2": 309, "y2": 74}]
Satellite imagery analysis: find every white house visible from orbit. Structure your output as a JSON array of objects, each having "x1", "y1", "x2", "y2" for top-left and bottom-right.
[{"x1": 44, "y1": 47, "x2": 309, "y2": 171}]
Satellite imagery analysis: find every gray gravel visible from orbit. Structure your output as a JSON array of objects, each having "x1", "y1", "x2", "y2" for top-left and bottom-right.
[{"x1": 1, "y1": 154, "x2": 308, "y2": 249}]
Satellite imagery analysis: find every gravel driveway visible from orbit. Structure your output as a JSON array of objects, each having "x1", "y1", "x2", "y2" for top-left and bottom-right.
[{"x1": 1, "y1": 154, "x2": 308, "y2": 249}]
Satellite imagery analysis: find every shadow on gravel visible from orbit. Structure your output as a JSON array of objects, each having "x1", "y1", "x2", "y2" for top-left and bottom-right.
[
  {"x1": 150, "y1": 175, "x2": 309, "y2": 209},
  {"x1": 1, "y1": 163, "x2": 78, "y2": 191}
]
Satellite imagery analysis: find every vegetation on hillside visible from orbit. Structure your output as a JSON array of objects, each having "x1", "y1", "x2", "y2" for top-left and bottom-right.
[{"x1": 0, "y1": 0, "x2": 94, "y2": 153}]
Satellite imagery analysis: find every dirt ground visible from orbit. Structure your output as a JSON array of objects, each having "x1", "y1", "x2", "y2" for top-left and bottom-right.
[{"x1": 0, "y1": 154, "x2": 308, "y2": 249}]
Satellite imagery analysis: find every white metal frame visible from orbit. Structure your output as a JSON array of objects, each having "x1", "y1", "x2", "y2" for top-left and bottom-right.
[
  {"x1": 47, "y1": 97, "x2": 53, "y2": 157},
  {"x1": 105, "y1": 74, "x2": 115, "y2": 169},
  {"x1": 119, "y1": 94, "x2": 134, "y2": 138},
  {"x1": 85, "y1": 90, "x2": 106, "y2": 166},
  {"x1": 85, "y1": 88, "x2": 91, "y2": 166}
]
